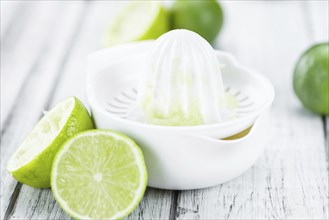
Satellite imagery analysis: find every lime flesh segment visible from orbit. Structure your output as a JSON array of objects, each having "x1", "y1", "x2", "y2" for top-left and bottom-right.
[
  {"x1": 51, "y1": 130, "x2": 148, "y2": 219},
  {"x1": 7, "y1": 97, "x2": 94, "y2": 188},
  {"x1": 105, "y1": 1, "x2": 169, "y2": 46}
]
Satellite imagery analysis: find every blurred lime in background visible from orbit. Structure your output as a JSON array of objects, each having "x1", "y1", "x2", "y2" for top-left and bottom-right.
[
  {"x1": 105, "y1": 1, "x2": 169, "y2": 46},
  {"x1": 170, "y1": 0, "x2": 224, "y2": 44},
  {"x1": 293, "y1": 43, "x2": 329, "y2": 115}
]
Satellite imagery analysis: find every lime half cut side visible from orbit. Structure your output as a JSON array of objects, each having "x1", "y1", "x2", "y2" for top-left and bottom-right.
[
  {"x1": 105, "y1": 1, "x2": 169, "y2": 46},
  {"x1": 7, "y1": 97, "x2": 94, "y2": 188},
  {"x1": 51, "y1": 130, "x2": 148, "y2": 219}
]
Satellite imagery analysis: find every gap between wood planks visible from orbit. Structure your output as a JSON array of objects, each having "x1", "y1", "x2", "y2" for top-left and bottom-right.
[
  {"x1": 302, "y1": 1, "x2": 329, "y2": 174},
  {"x1": 169, "y1": 190, "x2": 180, "y2": 220},
  {"x1": 1, "y1": 2, "x2": 91, "y2": 219},
  {"x1": 323, "y1": 117, "x2": 329, "y2": 172},
  {"x1": 3, "y1": 183, "x2": 22, "y2": 220}
]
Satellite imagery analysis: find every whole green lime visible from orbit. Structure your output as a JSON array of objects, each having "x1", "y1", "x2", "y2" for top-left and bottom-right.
[
  {"x1": 170, "y1": 0, "x2": 224, "y2": 44},
  {"x1": 293, "y1": 43, "x2": 329, "y2": 115}
]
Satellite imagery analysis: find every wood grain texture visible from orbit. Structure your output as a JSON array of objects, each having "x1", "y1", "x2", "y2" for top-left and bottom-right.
[
  {"x1": 125, "y1": 188, "x2": 174, "y2": 220},
  {"x1": 1, "y1": 1, "x2": 328, "y2": 220},
  {"x1": 0, "y1": 1, "x2": 27, "y2": 39}
]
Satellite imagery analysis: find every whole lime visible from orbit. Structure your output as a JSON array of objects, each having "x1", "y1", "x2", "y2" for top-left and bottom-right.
[
  {"x1": 170, "y1": 0, "x2": 224, "y2": 44},
  {"x1": 293, "y1": 43, "x2": 329, "y2": 115}
]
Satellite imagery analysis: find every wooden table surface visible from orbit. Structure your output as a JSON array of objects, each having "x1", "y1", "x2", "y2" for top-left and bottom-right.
[{"x1": 1, "y1": 1, "x2": 328, "y2": 219}]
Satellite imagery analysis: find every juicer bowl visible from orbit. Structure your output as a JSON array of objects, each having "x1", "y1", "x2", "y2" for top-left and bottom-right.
[{"x1": 87, "y1": 41, "x2": 274, "y2": 190}]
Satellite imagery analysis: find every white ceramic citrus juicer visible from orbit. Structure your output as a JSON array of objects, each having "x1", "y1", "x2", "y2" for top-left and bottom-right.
[{"x1": 87, "y1": 30, "x2": 275, "y2": 190}]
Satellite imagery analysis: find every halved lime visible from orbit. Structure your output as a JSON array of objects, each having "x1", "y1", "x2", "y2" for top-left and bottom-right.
[
  {"x1": 7, "y1": 97, "x2": 94, "y2": 188},
  {"x1": 104, "y1": 1, "x2": 169, "y2": 46},
  {"x1": 51, "y1": 130, "x2": 148, "y2": 219}
]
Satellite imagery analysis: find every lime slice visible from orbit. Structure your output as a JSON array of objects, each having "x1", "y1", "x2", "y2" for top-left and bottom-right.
[
  {"x1": 51, "y1": 130, "x2": 148, "y2": 219},
  {"x1": 7, "y1": 97, "x2": 94, "y2": 188},
  {"x1": 105, "y1": 1, "x2": 169, "y2": 46}
]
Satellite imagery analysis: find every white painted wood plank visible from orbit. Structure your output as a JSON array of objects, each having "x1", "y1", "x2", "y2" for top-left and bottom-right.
[
  {"x1": 6, "y1": 2, "x2": 173, "y2": 219},
  {"x1": 1, "y1": 2, "x2": 87, "y2": 219},
  {"x1": 307, "y1": 0, "x2": 329, "y2": 202},
  {"x1": 177, "y1": 1, "x2": 328, "y2": 219},
  {"x1": 125, "y1": 188, "x2": 173, "y2": 220},
  {"x1": 305, "y1": 0, "x2": 329, "y2": 43},
  {"x1": 0, "y1": 1, "x2": 25, "y2": 39},
  {"x1": 49, "y1": 1, "x2": 125, "y2": 106}
]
